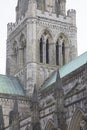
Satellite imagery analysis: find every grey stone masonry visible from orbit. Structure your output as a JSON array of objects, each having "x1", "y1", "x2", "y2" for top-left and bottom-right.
[{"x1": 6, "y1": 0, "x2": 77, "y2": 96}]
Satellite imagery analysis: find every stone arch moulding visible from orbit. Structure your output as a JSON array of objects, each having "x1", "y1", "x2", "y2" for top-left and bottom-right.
[
  {"x1": 38, "y1": 28, "x2": 54, "y2": 64},
  {"x1": 44, "y1": 119, "x2": 55, "y2": 130},
  {"x1": 37, "y1": 28, "x2": 54, "y2": 43},
  {"x1": 55, "y1": 32, "x2": 69, "y2": 46},
  {"x1": 68, "y1": 107, "x2": 85, "y2": 130}
]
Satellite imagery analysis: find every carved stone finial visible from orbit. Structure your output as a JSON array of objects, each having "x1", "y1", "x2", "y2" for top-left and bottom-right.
[{"x1": 54, "y1": 70, "x2": 63, "y2": 98}]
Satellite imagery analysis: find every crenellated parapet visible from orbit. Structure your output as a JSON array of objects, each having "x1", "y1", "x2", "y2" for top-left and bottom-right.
[
  {"x1": 7, "y1": 15, "x2": 26, "y2": 36},
  {"x1": 7, "y1": 8, "x2": 76, "y2": 37},
  {"x1": 67, "y1": 9, "x2": 76, "y2": 26}
]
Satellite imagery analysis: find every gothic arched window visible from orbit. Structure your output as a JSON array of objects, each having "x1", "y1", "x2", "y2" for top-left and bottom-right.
[
  {"x1": 62, "y1": 42, "x2": 65, "y2": 65},
  {"x1": 46, "y1": 39, "x2": 49, "y2": 64},
  {"x1": 40, "y1": 38, "x2": 43, "y2": 63},
  {"x1": 56, "y1": 41, "x2": 59, "y2": 65}
]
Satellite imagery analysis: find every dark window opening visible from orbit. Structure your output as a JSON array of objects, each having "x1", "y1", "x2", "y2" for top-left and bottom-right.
[
  {"x1": 40, "y1": 38, "x2": 43, "y2": 63},
  {"x1": 56, "y1": 41, "x2": 59, "y2": 65},
  {"x1": 46, "y1": 39, "x2": 49, "y2": 64},
  {"x1": 62, "y1": 42, "x2": 65, "y2": 65}
]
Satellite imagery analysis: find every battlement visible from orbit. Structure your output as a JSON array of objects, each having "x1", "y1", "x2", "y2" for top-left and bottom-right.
[
  {"x1": 7, "y1": 15, "x2": 26, "y2": 36},
  {"x1": 37, "y1": 9, "x2": 73, "y2": 24},
  {"x1": 67, "y1": 9, "x2": 76, "y2": 26},
  {"x1": 67, "y1": 9, "x2": 76, "y2": 15}
]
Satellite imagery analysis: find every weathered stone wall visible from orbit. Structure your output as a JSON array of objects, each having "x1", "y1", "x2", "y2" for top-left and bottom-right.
[
  {"x1": 6, "y1": 0, "x2": 77, "y2": 95},
  {"x1": 62, "y1": 65, "x2": 87, "y2": 127},
  {"x1": 0, "y1": 95, "x2": 29, "y2": 127}
]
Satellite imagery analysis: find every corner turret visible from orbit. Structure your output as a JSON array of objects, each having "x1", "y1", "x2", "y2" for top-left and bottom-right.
[{"x1": 67, "y1": 9, "x2": 76, "y2": 26}]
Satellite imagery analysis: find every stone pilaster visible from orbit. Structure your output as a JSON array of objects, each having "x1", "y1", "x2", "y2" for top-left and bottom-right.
[{"x1": 43, "y1": 42, "x2": 46, "y2": 64}]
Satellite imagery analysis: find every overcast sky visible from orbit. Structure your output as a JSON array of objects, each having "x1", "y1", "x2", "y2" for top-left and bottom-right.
[{"x1": 0, "y1": 0, "x2": 87, "y2": 74}]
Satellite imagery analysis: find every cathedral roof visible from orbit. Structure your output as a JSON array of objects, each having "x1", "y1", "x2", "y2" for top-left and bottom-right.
[
  {"x1": 41, "y1": 51, "x2": 87, "y2": 89},
  {"x1": 0, "y1": 75, "x2": 25, "y2": 96}
]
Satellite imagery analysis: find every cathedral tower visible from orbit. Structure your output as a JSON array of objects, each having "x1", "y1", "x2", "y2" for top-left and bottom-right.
[{"x1": 6, "y1": 0, "x2": 77, "y2": 95}]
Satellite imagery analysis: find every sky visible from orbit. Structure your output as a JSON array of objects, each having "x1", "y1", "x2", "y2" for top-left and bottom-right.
[{"x1": 0, "y1": 0, "x2": 87, "y2": 74}]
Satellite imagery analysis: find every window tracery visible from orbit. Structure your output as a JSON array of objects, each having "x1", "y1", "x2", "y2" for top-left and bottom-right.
[
  {"x1": 39, "y1": 30, "x2": 51, "y2": 64},
  {"x1": 56, "y1": 34, "x2": 68, "y2": 66}
]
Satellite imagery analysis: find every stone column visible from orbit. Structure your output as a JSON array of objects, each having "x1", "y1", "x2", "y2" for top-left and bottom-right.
[
  {"x1": 26, "y1": 18, "x2": 37, "y2": 95},
  {"x1": 43, "y1": 42, "x2": 46, "y2": 64},
  {"x1": 49, "y1": 43, "x2": 56, "y2": 65}
]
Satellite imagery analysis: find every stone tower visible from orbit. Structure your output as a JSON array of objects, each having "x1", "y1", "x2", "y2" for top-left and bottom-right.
[{"x1": 6, "y1": 0, "x2": 77, "y2": 95}]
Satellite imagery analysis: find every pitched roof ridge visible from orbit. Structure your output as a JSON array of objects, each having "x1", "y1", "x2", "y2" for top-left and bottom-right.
[
  {"x1": 0, "y1": 74, "x2": 16, "y2": 79},
  {"x1": 60, "y1": 51, "x2": 87, "y2": 69},
  {"x1": 41, "y1": 51, "x2": 87, "y2": 89}
]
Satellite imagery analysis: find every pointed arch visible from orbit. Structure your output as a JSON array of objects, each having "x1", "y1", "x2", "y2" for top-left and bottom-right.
[
  {"x1": 69, "y1": 108, "x2": 85, "y2": 130},
  {"x1": 37, "y1": 28, "x2": 54, "y2": 43},
  {"x1": 38, "y1": 29, "x2": 54, "y2": 64},
  {"x1": 56, "y1": 33, "x2": 69, "y2": 65},
  {"x1": 44, "y1": 119, "x2": 54, "y2": 130}
]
